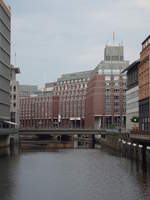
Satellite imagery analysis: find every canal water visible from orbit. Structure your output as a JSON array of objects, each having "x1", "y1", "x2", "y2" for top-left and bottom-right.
[{"x1": 0, "y1": 147, "x2": 150, "y2": 200}]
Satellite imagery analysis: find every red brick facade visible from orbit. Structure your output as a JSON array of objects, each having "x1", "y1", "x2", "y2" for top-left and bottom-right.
[
  {"x1": 85, "y1": 75, "x2": 106, "y2": 128},
  {"x1": 139, "y1": 35, "x2": 150, "y2": 132},
  {"x1": 85, "y1": 74, "x2": 126, "y2": 129},
  {"x1": 20, "y1": 45, "x2": 128, "y2": 129},
  {"x1": 53, "y1": 78, "x2": 88, "y2": 128},
  {"x1": 20, "y1": 95, "x2": 59, "y2": 128}
]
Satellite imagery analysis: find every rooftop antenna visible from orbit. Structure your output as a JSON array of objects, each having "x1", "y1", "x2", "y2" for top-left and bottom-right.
[
  {"x1": 113, "y1": 32, "x2": 115, "y2": 45},
  {"x1": 15, "y1": 52, "x2": 17, "y2": 67}
]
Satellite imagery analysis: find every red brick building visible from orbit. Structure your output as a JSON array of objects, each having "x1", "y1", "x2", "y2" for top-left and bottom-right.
[
  {"x1": 139, "y1": 35, "x2": 150, "y2": 132},
  {"x1": 20, "y1": 95, "x2": 59, "y2": 128},
  {"x1": 20, "y1": 44, "x2": 128, "y2": 130},
  {"x1": 85, "y1": 45, "x2": 128, "y2": 129},
  {"x1": 85, "y1": 75, "x2": 106, "y2": 128},
  {"x1": 52, "y1": 71, "x2": 93, "y2": 128}
]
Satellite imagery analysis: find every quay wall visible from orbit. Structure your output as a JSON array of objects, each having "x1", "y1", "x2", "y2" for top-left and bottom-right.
[{"x1": 98, "y1": 132, "x2": 150, "y2": 164}]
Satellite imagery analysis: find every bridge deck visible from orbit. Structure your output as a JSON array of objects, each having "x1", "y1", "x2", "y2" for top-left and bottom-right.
[
  {"x1": 0, "y1": 128, "x2": 18, "y2": 136},
  {"x1": 19, "y1": 128, "x2": 104, "y2": 136}
]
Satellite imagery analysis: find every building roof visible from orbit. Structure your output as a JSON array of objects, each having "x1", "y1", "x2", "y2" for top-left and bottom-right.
[
  {"x1": 121, "y1": 59, "x2": 140, "y2": 73},
  {"x1": 142, "y1": 35, "x2": 150, "y2": 45},
  {"x1": 104, "y1": 45, "x2": 124, "y2": 61},
  {"x1": 45, "y1": 82, "x2": 56, "y2": 88},
  {"x1": 57, "y1": 69, "x2": 93, "y2": 81}
]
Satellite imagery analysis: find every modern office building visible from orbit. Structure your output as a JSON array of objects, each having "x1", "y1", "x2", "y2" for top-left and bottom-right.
[
  {"x1": 123, "y1": 60, "x2": 140, "y2": 131},
  {"x1": 139, "y1": 35, "x2": 150, "y2": 132},
  {"x1": 10, "y1": 65, "x2": 20, "y2": 128},
  {"x1": 20, "y1": 95, "x2": 59, "y2": 128},
  {"x1": 0, "y1": 0, "x2": 11, "y2": 128},
  {"x1": 85, "y1": 45, "x2": 129, "y2": 129}
]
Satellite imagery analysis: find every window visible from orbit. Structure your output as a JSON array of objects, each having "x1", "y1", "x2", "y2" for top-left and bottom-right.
[
  {"x1": 106, "y1": 82, "x2": 110, "y2": 86},
  {"x1": 13, "y1": 86, "x2": 16, "y2": 92},
  {"x1": 98, "y1": 69, "x2": 103, "y2": 74},
  {"x1": 104, "y1": 69, "x2": 111, "y2": 75},
  {"x1": 112, "y1": 69, "x2": 120, "y2": 75},
  {"x1": 106, "y1": 89, "x2": 110, "y2": 94},
  {"x1": 114, "y1": 82, "x2": 119, "y2": 86},
  {"x1": 114, "y1": 76, "x2": 119, "y2": 81},
  {"x1": 105, "y1": 76, "x2": 111, "y2": 81},
  {"x1": 114, "y1": 95, "x2": 119, "y2": 100}
]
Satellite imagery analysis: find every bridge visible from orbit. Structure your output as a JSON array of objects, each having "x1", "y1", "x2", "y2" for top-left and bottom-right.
[
  {"x1": 19, "y1": 128, "x2": 105, "y2": 149},
  {"x1": 0, "y1": 128, "x2": 18, "y2": 136},
  {"x1": 19, "y1": 128, "x2": 106, "y2": 136}
]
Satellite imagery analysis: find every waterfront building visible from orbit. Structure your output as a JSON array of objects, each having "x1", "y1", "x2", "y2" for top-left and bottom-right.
[
  {"x1": 19, "y1": 85, "x2": 39, "y2": 97},
  {"x1": 22, "y1": 43, "x2": 129, "y2": 130},
  {"x1": 20, "y1": 95, "x2": 59, "y2": 128},
  {"x1": 10, "y1": 65, "x2": 20, "y2": 128},
  {"x1": 122, "y1": 60, "x2": 140, "y2": 131},
  {"x1": 139, "y1": 35, "x2": 150, "y2": 132},
  {"x1": 53, "y1": 70, "x2": 94, "y2": 128},
  {"x1": 0, "y1": 0, "x2": 11, "y2": 128},
  {"x1": 85, "y1": 45, "x2": 129, "y2": 129}
]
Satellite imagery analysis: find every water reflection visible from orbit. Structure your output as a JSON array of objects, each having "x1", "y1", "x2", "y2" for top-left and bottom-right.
[
  {"x1": 0, "y1": 147, "x2": 150, "y2": 200},
  {"x1": 74, "y1": 139, "x2": 94, "y2": 149},
  {"x1": 0, "y1": 148, "x2": 19, "y2": 200},
  {"x1": 0, "y1": 148, "x2": 10, "y2": 156}
]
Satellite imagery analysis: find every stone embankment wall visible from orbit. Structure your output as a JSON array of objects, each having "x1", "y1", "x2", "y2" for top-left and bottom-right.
[
  {"x1": 98, "y1": 133, "x2": 128, "y2": 150},
  {"x1": 98, "y1": 132, "x2": 150, "y2": 164}
]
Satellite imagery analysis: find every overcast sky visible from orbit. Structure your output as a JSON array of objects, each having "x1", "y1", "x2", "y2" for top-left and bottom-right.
[{"x1": 6, "y1": 0, "x2": 150, "y2": 87}]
